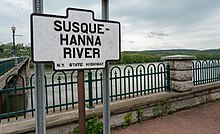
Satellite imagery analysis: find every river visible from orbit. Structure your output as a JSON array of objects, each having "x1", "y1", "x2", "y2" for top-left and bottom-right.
[{"x1": 27, "y1": 62, "x2": 167, "y2": 111}]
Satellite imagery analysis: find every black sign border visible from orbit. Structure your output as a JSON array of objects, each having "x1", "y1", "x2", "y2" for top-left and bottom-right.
[{"x1": 30, "y1": 8, "x2": 121, "y2": 71}]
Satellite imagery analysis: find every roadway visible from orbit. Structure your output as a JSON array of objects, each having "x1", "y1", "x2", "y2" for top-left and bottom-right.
[{"x1": 112, "y1": 100, "x2": 220, "y2": 134}]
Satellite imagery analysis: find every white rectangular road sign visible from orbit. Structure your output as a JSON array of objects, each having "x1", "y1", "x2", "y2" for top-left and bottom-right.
[{"x1": 31, "y1": 8, "x2": 121, "y2": 70}]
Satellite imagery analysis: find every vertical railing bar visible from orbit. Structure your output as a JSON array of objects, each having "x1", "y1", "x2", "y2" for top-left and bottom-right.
[
  {"x1": 160, "y1": 66, "x2": 163, "y2": 92},
  {"x1": 136, "y1": 69, "x2": 139, "y2": 97},
  {"x1": 199, "y1": 61, "x2": 202, "y2": 84},
  {"x1": 88, "y1": 70, "x2": 94, "y2": 109},
  {"x1": 210, "y1": 60, "x2": 213, "y2": 82},
  {"x1": 211, "y1": 60, "x2": 214, "y2": 82},
  {"x1": 204, "y1": 63, "x2": 206, "y2": 83},
  {"x1": 214, "y1": 60, "x2": 217, "y2": 82},
  {"x1": 210, "y1": 61, "x2": 213, "y2": 82},
  {"x1": 52, "y1": 75, "x2": 55, "y2": 112},
  {"x1": 119, "y1": 70, "x2": 122, "y2": 100},
  {"x1": 44, "y1": 75, "x2": 48, "y2": 114},
  {"x1": 154, "y1": 67, "x2": 157, "y2": 93},
  {"x1": 219, "y1": 60, "x2": 220, "y2": 81},
  {"x1": 206, "y1": 62, "x2": 209, "y2": 83},
  {"x1": 95, "y1": 70, "x2": 98, "y2": 104},
  {"x1": 132, "y1": 69, "x2": 135, "y2": 98},
  {"x1": 114, "y1": 71, "x2": 118, "y2": 101},
  {"x1": 213, "y1": 60, "x2": 215, "y2": 81},
  {"x1": 6, "y1": 83, "x2": 10, "y2": 122},
  {"x1": 71, "y1": 71, "x2": 75, "y2": 109},
  {"x1": 157, "y1": 66, "x2": 160, "y2": 92},
  {"x1": 13, "y1": 78, "x2": 18, "y2": 120},
  {"x1": 207, "y1": 62, "x2": 210, "y2": 82},
  {"x1": 128, "y1": 70, "x2": 131, "y2": 98},
  {"x1": 164, "y1": 66, "x2": 167, "y2": 91},
  {"x1": 98, "y1": 70, "x2": 102, "y2": 103},
  {"x1": 143, "y1": 66, "x2": 146, "y2": 95},
  {"x1": 217, "y1": 60, "x2": 219, "y2": 81},
  {"x1": 167, "y1": 64, "x2": 170, "y2": 92},
  {"x1": 110, "y1": 70, "x2": 113, "y2": 102},
  {"x1": 147, "y1": 68, "x2": 150, "y2": 94},
  {"x1": 197, "y1": 62, "x2": 199, "y2": 84},
  {"x1": 200, "y1": 61, "x2": 203, "y2": 84},
  {"x1": 64, "y1": 73, "x2": 68, "y2": 110},
  {"x1": 217, "y1": 60, "x2": 218, "y2": 81},
  {"x1": 58, "y1": 76, "x2": 62, "y2": 111},
  {"x1": 22, "y1": 77, "x2": 26, "y2": 119},
  {"x1": 100, "y1": 73, "x2": 103, "y2": 103},
  {"x1": 30, "y1": 74, "x2": 34, "y2": 117},
  {"x1": 218, "y1": 60, "x2": 220, "y2": 81},
  {"x1": 140, "y1": 69, "x2": 143, "y2": 96},
  {"x1": 150, "y1": 68, "x2": 153, "y2": 94},
  {"x1": 209, "y1": 61, "x2": 211, "y2": 82},
  {"x1": 217, "y1": 60, "x2": 220, "y2": 81},
  {"x1": 123, "y1": 72, "x2": 127, "y2": 99},
  {"x1": 205, "y1": 61, "x2": 208, "y2": 83},
  {"x1": 216, "y1": 60, "x2": 218, "y2": 81},
  {"x1": 192, "y1": 62, "x2": 195, "y2": 85}
]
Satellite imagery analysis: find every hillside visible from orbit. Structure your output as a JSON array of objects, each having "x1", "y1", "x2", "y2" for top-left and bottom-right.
[
  {"x1": 1, "y1": 43, "x2": 220, "y2": 65},
  {"x1": 112, "y1": 49, "x2": 220, "y2": 64}
]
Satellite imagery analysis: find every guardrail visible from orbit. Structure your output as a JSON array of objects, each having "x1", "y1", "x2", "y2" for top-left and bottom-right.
[
  {"x1": 0, "y1": 62, "x2": 170, "y2": 122},
  {"x1": 17, "y1": 57, "x2": 24, "y2": 64},
  {"x1": 192, "y1": 60, "x2": 220, "y2": 85},
  {"x1": 4, "y1": 56, "x2": 220, "y2": 123},
  {"x1": 0, "y1": 57, "x2": 28, "y2": 76},
  {"x1": 0, "y1": 59, "x2": 15, "y2": 76}
]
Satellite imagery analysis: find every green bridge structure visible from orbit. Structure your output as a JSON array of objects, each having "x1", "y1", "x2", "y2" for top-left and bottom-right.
[
  {"x1": 1, "y1": 55, "x2": 220, "y2": 133},
  {"x1": 0, "y1": 57, "x2": 30, "y2": 120}
]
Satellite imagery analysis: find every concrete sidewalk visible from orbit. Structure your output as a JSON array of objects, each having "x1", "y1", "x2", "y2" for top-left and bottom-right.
[{"x1": 112, "y1": 100, "x2": 220, "y2": 134}]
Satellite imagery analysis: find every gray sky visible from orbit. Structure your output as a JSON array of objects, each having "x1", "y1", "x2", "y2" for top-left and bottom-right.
[{"x1": 1, "y1": 0, "x2": 220, "y2": 51}]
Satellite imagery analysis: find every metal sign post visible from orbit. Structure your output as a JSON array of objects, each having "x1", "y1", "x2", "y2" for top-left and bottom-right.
[
  {"x1": 77, "y1": 70, "x2": 86, "y2": 134},
  {"x1": 33, "y1": 0, "x2": 46, "y2": 134},
  {"x1": 31, "y1": 5, "x2": 120, "y2": 134},
  {"x1": 102, "y1": 0, "x2": 110, "y2": 134}
]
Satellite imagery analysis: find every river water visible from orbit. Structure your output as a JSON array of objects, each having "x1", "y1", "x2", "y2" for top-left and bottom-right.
[{"x1": 27, "y1": 62, "x2": 167, "y2": 111}]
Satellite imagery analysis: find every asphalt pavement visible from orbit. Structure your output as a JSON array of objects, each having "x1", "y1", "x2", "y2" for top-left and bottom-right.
[{"x1": 112, "y1": 100, "x2": 220, "y2": 134}]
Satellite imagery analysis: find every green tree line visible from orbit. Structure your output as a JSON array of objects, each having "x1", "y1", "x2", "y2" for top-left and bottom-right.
[
  {"x1": 2, "y1": 43, "x2": 220, "y2": 67},
  {"x1": 0, "y1": 43, "x2": 30, "y2": 58},
  {"x1": 112, "y1": 49, "x2": 220, "y2": 64}
]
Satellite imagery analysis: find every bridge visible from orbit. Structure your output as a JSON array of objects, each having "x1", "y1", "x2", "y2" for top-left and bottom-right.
[
  {"x1": 0, "y1": 57, "x2": 29, "y2": 89},
  {"x1": 0, "y1": 57, "x2": 30, "y2": 120}
]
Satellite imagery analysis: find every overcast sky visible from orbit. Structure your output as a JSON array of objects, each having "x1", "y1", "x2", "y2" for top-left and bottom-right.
[{"x1": 1, "y1": 0, "x2": 220, "y2": 51}]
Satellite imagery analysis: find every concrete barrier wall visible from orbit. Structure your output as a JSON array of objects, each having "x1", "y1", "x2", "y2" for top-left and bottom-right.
[{"x1": 1, "y1": 80, "x2": 220, "y2": 134}]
